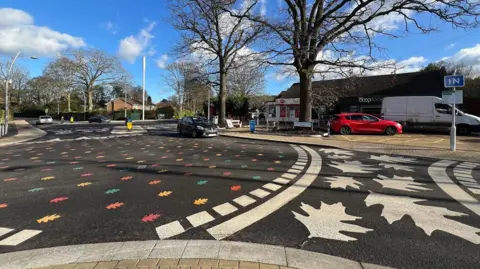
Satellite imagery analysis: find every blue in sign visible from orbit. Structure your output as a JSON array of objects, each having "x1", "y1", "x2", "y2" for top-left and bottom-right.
[{"x1": 444, "y1": 75, "x2": 464, "y2": 88}]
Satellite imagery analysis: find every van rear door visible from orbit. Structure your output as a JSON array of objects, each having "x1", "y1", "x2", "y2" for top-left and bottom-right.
[{"x1": 433, "y1": 103, "x2": 452, "y2": 127}]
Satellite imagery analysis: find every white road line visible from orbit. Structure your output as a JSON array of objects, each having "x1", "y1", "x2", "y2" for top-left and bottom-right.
[
  {"x1": 0, "y1": 227, "x2": 13, "y2": 237},
  {"x1": 156, "y1": 221, "x2": 185, "y2": 240},
  {"x1": 233, "y1": 195, "x2": 256, "y2": 207},
  {"x1": 296, "y1": 161, "x2": 307, "y2": 165},
  {"x1": 287, "y1": 169, "x2": 302, "y2": 174},
  {"x1": 428, "y1": 160, "x2": 480, "y2": 216},
  {"x1": 0, "y1": 229, "x2": 42, "y2": 246},
  {"x1": 282, "y1": 173, "x2": 296, "y2": 179},
  {"x1": 187, "y1": 211, "x2": 215, "y2": 227},
  {"x1": 273, "y1": 178, "x2": 290, "y2": 185},
  {"x1": 263, "y1": 183, "x2": 282, "y2": 191},
  {"x1": 250, "y1": 189, "x2": 271, "y2": 198},
  {"x1": 213, "y1": 203, "x2": 238, "y2": 216},
  {"x1": 470, "y1": 188, "x2": 480, "y2": 195},
  {"x1": 207, "y1": 145, "x2": 321, "y2": 240}
]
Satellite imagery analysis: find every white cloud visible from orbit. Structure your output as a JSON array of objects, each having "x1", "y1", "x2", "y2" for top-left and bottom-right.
[
  {"x1": 105, "y1": 21, "x2": 119, "y2": 35},
  {"x1": 444, "y1": 43, "x2": 456, "y2": 50},
  {"x1": 0, "y1": 8, "x2": 85, "y2": 57},
  {"x1": 441, "y1": 44, "x2": 480, "y2": 76},
  {"x1": 259, "y1": 0, "x2": 267, "y2": 16},
  {"x1": 155, "y1": 54, "x2": 169, "y2": 69},
  {"x1": 117, "y1": 22, "x2": 156, "y2": 64}
]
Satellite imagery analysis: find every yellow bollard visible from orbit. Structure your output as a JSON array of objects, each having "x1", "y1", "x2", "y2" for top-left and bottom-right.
[{"x1": 127, "y1": 121, "x2": 133, "y2": 131}]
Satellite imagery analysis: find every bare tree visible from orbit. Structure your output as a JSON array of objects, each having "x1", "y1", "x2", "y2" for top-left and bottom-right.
[
  {"x1": 44, "y1": 57, "x2": 78, "y2": 112},
  {"x1": 0, "y1": 58, "x2": 30, "y2": 107},
  {"x1": 168, "y1": 0, "x2": 264, "y2": 125},
  {"x1": 228, "y1": 62, "x2": 265, "y2": 97},
  {"x1": 230, "y1": 0, "x2": 480, "y2": 122},
  {"x1": 66, "y1": 49, "x2": 127, "y2": 111}
]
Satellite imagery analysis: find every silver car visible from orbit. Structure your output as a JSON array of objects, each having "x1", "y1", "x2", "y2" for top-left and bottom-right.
[{"x1": 36, "y1": 115, "x2": 53, "y2": 125}]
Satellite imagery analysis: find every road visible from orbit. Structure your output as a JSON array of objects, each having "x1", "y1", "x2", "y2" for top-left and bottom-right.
[{"x1": 0, "y1": 123, "x2": 479, "y2": 268}]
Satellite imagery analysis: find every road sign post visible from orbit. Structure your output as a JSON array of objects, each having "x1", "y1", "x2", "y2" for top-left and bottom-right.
[{"x1": 444, "y1": 74, "x2": 465, "y2": 152}]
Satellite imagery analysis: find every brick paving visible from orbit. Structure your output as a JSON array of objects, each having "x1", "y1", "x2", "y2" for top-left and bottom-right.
[
  {"x1": 221, "y1": 131, "x2": 480, "y2": 162},
  {"x1": 30, "y1": 258, "x2": 297, "y2": 269}
]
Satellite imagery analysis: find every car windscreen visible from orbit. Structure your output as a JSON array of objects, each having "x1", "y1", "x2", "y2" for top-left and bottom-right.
[
  {"x1": 40, "y1": 116, "x2": 51, "y2": 119},
  {"x1": 193, "y1": 118, "x2": 211, "y2": 124}
]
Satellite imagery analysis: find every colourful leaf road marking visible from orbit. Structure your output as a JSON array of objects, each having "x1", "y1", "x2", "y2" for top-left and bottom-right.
[
  {"x1": 158, "y1": 191, "x2": 172, "y2": 197},
  {"x1": 185, "y1": 164, "x2": 192, "y2": 167},
  {"x1": 230, "y1": 185, "x2": 241, "y2": 191},
  {"x1": 50, "y1": 197, "x2": 68, "y2": 203},
  {"x1": 252, "y1": 159, "x2": 257, "y2": 162},
  {"x1": 3, "y1": 178, "x2": 17, "y2": 182},
  {"x1": 77, "y1": 182, "x2": 92, "y2": 187},
  {"x1": 274, "y1": 161, "x2": 281, "y2": 164},
  {"x1": 106, "y1": 202, "x2": 125, "y2": 209},
  {"x1": 241, "y1": 165, "x2": 248, "y2": 168},
  {"x1": 209, "y1": 165, "x2": 216, "y2": 169},
  {"x1": 107, "y1": 164, "x2": 117, "y2": 167},
  {"x1": 69, "y1": 161, "x2": 79, "y2": 164},
  {"x1": 152, "y1": 164, "x2": 160, "y2": 167},
  {"x1": 252, "y1": 176, "x2": 261, "y2": 180},
  {"x1": 197, "y1": 180, "x2": 208, "y2": 185},
  {"x1": 14, "y1": 168, "x2": 26, "y2": 171},
  {"x1": 37, "y1": 214, "x2": 60, "y2": 223},
  {"x1": 41, "y1": 168, "x2": 52, "y2": 172},
  {"x1": 73, "y1": 167, "x2": 84, "y2": 170},
  {"x1": 81, "y1": 173, "x2": 93, "y2": 177},
  {"x1": 176, "y1": 158, "x2": 183, "y2": 161},
  {"x1": 225, "y1": 160, "x2": 231, "y2": 163},
  {"x1": 149, "y1": 180, "x2": 161, "y2": 185},
  {"x1": 223, "y1": 172, "x2": 232, "y2": 176},
  {"x1": 267, "y1": 168, "x2": 275, "y2": 171},
  {"x1": 0, "y1": 203, "x2": 8, "y2": 209},
  {"x1": 193, "y1": 198, "x2": 208, "y2": 205},
  {"x1": 41, "y1": 176, "x2": 55, "y2": 181},
  {"x1": 105, "y1": 189, "x2": 120, "y2": 194},
  {"x1": 158, "y1": 169, "x2": 168, "y2": 173},
  {"x1": 141, "y1": 213, "x2": 161, "y2": 222},
  {"x1": 126, "y1": 157, "x2": 134, "y2": 160},
  {"x1": 28, "y1": 188, "x2": 44, "y2": 192},
  {"x1": 121, "y1": 176, "x2": 133, "y2": 181},
  {"x1": 184, "y1": 172, "x2": 193, "y2": 176},
  {"x1": 216, "y1": 154, "x2": 222, "y2": 156},
  {"x1": 204, "y1": 158, "x2": 210, "y2": 161}
]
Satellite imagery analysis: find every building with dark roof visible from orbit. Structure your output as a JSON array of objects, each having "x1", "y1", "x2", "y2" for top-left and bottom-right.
[{"x1": 264, "y1": 70, "x2": 447, "y2": 122}]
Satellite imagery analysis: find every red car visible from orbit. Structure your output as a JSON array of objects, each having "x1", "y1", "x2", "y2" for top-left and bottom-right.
[{"x1": 329, "y1": 113, "x2": 403, "y2": 135}]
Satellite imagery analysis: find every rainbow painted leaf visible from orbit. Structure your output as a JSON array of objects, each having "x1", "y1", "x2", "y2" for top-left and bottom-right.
[
  {"x1": 197, "y1": 180, "x2": 208, "y2": 185},
  {"x1": 106, "y1": 202, "x2": 125, "y2": 209},
  {"x1": 77, "y1": 182, "x2": 92, "y2": 187},
  {"x1": 105, "y1": 188, "x2": 120, "y2": 194},
  {"x1": 252, "y1": 176, "x2": 261, "y2": 180},
  {"x1": 3, "y1": 178, "x2": 17, "y2": 182},
  {"x1": 73, "y1": 167, "x2": 84, "y2": 170},
  {"x1": 37, "y1": 214, "x2": 60, "y2": 223},
  {"x1": 223, "y1": 172, "x2": 232, "y2": 176},
  {"x1": 141, "y1": 213, "x2": 161, "y2": 222},
  {"x1": 121, "y1": 176, "x2": 133, "y2": 181},
  {"x1": 107, "y1": 164, "x2": 117, "y2": 167},
  {"x1": 41, "y1": 168, "x2": 52, "y2": 172},
  {"x1": 230, "y1": 185, "x2": 241, "y2": 191},
  {"x1": 28, "y1": 187, "x2": 44, "y2": 192},
  {"x1": 185, "y1": 164, "x2": 193, "y2": 167},
  {"x1": 193, "y1": 198, "x2": 208, "y2": 205},
  {"x1": 267, "y1": 168, "x2": 275, "y2": 171},
  {"x1": 158, "y1": 191, "x2": 172, "y2": 197},
  {"x1": 149, "y1": 180, "x2": 161, "y2": 185},
  {"x1": 69, "y1": 161, "x2": 79, "y2": 164},
  {"x1": 41, "y1": 176, "x2": 55, "y2": 181},
  {"x1": 81, "y1": 173, "x2": 93, "y2": 177},
  {"x1": 50, "y1": 197, "x2": 68, "y2": 203},
  {"x1": 0, "y1": 203, "x2": 8, "y2": 208},
  {"x1": 209, "y1": 165, "x2": 216, "y2": 169},
  {"x1": 158, "y1": 169, "x2": 168, "y2": 173},
  {"x1": 274, "y1": 161, "x2": 281, "y2": 164}
]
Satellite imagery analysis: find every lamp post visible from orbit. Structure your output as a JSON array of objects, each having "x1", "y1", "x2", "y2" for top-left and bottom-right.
[{"x1": 3, "y1": 52, "x2": 37, "y2": 136}]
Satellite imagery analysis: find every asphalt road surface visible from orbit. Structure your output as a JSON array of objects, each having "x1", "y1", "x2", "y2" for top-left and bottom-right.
[{"x1": 1, "y1": 124, "x2": 479, "y2": 269}]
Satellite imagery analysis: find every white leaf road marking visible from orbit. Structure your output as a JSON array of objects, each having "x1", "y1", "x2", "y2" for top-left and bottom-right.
[
  {"x1": 293, "y1": 202, "x2": 372, "y2": 241},
  {"x1": 207, "y1": 145, "x2": 321, "y2": 240},
  {"x1": 365, "y1": 192, "x2": 480, "y2": 244},
  {"x1": 373, "y1": 174, "x2": 431, "y2": 192},
  {"x1": 328, "y1": 160, "x2": 381, "y2": 174},
  {"x1": 370, "y1": 155, "x2": 417, "y2": 163},
  {"x1": 379, "y1": 162, "x2": 415, "y2": 172},
  {"x1": 319, "y1": 149, "x2": 354, "y2": 156},
  {"x1": 325, "y1": 176, "x2": 363, "y2": 190}
]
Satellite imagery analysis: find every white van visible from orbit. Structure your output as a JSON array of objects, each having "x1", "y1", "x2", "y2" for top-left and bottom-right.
[{"x1": 381, "y1": 96, "x2": 480, "y2": 134}]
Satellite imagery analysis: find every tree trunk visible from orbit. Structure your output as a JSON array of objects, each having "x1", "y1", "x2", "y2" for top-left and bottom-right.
[
  {"x1": 299, "y1": 69, "x2": 313, "y2": 122},
  {"x1": 88, "y1": 87, "x2": 94, "y2": 112},
  {"x1": 219, "y1": 71, "x2": 227, "y2": 127},
  {"x1": 67, "y1": 93, "x2": 71, "y2": 112}
]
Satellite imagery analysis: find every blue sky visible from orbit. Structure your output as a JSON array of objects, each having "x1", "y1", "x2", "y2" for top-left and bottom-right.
[{"x1": 1, "y1": 0, "x2": 480, "y2": 102}]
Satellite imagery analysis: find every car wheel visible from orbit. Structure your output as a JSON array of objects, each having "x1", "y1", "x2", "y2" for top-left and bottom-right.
[
  {"x1": 339, "y1": 126, "x2": 351, "y2": 135},
  {"x1": 385, "y1": 126, "x2": 397, "y2": 136},
  {"x1": 457, "y1": 125, "x2": 471, "y2": 135},
  {"x1": 192, "y1": 130, "x2": 198, "y2": 138}
]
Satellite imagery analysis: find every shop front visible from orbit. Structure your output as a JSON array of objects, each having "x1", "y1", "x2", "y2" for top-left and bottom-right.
[
  {"x1": 264, "y1": 98, "x2": 301, "y2": 123},
  {"x1": 338, "y1": 96, "x2": 384, "y2": 116}
]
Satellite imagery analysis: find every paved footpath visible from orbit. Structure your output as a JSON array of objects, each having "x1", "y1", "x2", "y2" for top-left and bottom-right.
[{"x1": 0, "y1": 123, "x2": 480, "y2": 268}]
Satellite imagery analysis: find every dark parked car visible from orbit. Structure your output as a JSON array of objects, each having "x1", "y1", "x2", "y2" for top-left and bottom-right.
[
  {"x1": 88, "y1": 116, "x2": 111, "y2": 123},
  {"x1": 177, "y1": 116, "x2": 218, "y2": 138}
]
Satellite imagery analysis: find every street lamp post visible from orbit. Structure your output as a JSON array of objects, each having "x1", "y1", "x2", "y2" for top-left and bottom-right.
[{"x1": 2, "y1": 52, "x2": 37, "y2": 136}]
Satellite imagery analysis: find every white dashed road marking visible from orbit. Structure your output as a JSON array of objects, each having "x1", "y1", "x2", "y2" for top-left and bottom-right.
[{"x1": 0, "y1": 229, "x2": 42, "y2": 246}]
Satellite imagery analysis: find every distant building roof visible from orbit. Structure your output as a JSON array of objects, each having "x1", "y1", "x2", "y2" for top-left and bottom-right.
[
  {"x1": 278, "y1": 70, "x2": 446, "y2": 99},
  {"x1": 114, "y1": 98, "x2": 142, "y2": 105}
]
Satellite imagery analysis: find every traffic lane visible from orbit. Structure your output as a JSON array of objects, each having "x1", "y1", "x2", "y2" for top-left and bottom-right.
[
  {"x1": 228, "y1": 148, "x2": 480, "y2": 269},
  {"x1": 0, "y1": 135, "x2": 298, "y2": 252}
]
